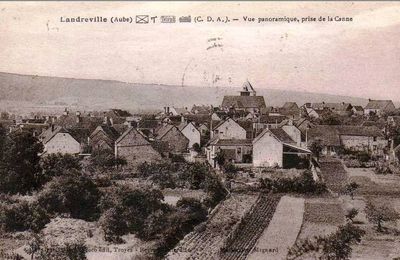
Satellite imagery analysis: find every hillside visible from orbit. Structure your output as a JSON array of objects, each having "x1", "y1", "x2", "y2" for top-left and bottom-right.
[{"x1": 0, "y1": 72, "x2": 369, "y2": 111}]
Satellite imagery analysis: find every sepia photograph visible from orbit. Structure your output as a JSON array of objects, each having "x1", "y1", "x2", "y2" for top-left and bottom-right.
[{"x1": 0, "y1": 1, "x2": 400, "y2": 259}]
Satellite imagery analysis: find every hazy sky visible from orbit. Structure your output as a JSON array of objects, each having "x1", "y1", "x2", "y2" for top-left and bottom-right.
[{"x1": 0, "y1": 2, "x2": 399, "y2": 101}]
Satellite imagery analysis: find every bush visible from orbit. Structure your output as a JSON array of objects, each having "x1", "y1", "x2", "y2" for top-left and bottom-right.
[
  {"x1": 203, "y1": 172, "x2": 228, "y2": 208},
  {"x1": 40, "y1": 153, "x2": 81, "y2": 184},
  {"x1": 260, "y1": 170, "x2": 327, "y2": 195},
  {"x1": 99, "y1": 207, "x2": 127, "y2": 243},
  {"x1": 38, "y1": 170, "x2": 101, "y2": 221},
  {"x1": 0, "y1": 201, "x2": 50, "y2": 233},
  {"x1": 98, "y1": 186, "x2": 169, "y2": 242}
]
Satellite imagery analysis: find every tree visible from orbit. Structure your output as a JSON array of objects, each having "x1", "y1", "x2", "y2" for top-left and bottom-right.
[
  {"x1": 365, "y1": 200, "x2": 400, "y2": 232},
  {"x1": 38, "y1": 170, "x2": 101, "y2": 220},
  {"x1": 90, "y1": 149, "x2": 126, "y2": 171},
  {"x1": 288, "y1": 223, "x2": 365, "y2": 260},
  {"x1": 345, "y1": 208, "x2": 359, "y2": 223},
  {"x1": 309, "y1": 139, "x2": 323, "y2": 161},
  {"x1": 345, "y1": 182, "x2": 359, "y2": 199},
  {"x1": 40, "y1": 153, "x2": 81, "y2": 185},
  {"x1": 0, "y1": 131, "x2": 43, "y2": 194},
  {"x1": 99, "y1": 207, "x2": 127, "y2": 243}
]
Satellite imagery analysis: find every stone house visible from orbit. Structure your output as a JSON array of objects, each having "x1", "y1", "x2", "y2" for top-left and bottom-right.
[
  {"x1": 156, "y1": 124, "x2": 189, "y2": 153},
  {"x1": 178, "y1": 121, "x2": 201, "y2": 148},
  {"x1": 364, "y1": 99, "x2": 396, "y2": 116},
  {"x1": 89, "y1": 124, "x2": 120, "y2": 152},
  {"x1": 206, "y1": 138, "x2": 253, "y2": 168},
  {"x1": 115, "y1": 127, "x2": 161, "y2": 166},
  {"x1": 212, "y1": 118, "x2": 247, "y2": 140},
  {"x1": 40, "y1": 126, "x2": 86, "y2": 155},
  {"x1": 336, "y1": 126, "x2": 388, "y2": 156}
]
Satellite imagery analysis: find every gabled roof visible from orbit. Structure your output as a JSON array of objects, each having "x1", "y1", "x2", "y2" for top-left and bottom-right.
[
  {"x1": 41, "y1": 126, "x2": 63, "y2": 144},
  {"x1": 156, "y1": 124, "x2": 176, "y2": 139},
  {"x1": 282, "y1": 102, "x2": 299, "y2": 110},
  {"x1": 41, "y1": 126, "x2": 87, "y2": 144},
  {"x1": 258, "y1": 115, "x2": 287, "y2": 124},
  {"x1": 221, "y1": 96, "x2": 266, "y2": 109},
  {"x1": 352, "y1": 106, "x2": 364, "y2": 111},
  {"x1": 213, "y1": 118, "x2": 244, "y2": 131},
  {"x1": 172, "y1": 107, "x2": 190, "y2": 115},
  {"x1": 269, "y1": 128, "x2": 296, "y2": 144},
  {"x1": 335, "y1": 125, "x2": 383, "y2": 137},
  {"x1": 365, "y1": 100, "x2": 394, "y2": 110},
  {"x1": 109, "y1": 109, "x2": 132, "y2": 117},
  {"x1": 307, "y1": 125, "x2": 341, "y2": 146},
  {"x1": 90, "y1": 125, "x2": 120, "y2": 141},
  {"x1": 115, "y1": 127, "x2": 149, "y2": 145},
  {"x1": 253, "y1": 128, "x2": 295, "y2": 145},
  {"x1": 311, "y1": 102, "x2": 352, "y2": 111}
]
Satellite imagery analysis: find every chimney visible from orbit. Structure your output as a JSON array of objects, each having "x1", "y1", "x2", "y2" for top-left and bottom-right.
[
  {"x1": 181, "y1": 116, "x2": 185, "y2": 123},
  {"x1": 51, "y1": 124, "x2": 55, "y2": 132},
  {"x1": 63, "y1": 108, "x2": 69, "y2": 116}
]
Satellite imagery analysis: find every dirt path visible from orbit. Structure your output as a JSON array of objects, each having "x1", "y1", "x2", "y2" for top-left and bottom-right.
[{"x1": 246, "y1": 196, "x2": 305, "y2": 260}]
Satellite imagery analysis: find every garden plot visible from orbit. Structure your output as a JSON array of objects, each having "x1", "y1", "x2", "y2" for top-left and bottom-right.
[
  {"x1": 166, "y1": 193, "x2": 258, "y2": 260},
  {"x1": 298, "y1": 198, "x2": 345, "y2": 240},
  {"x1": 247, "y1": 196, "x2": 305, "y2": 260},
  {"x1": 318, "y1": 159, "x2": 348, "y2": 194}
]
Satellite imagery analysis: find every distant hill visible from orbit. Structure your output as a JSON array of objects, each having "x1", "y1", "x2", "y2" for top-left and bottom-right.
[{"x1": 0, "y1": 72, "x2": 369, "y2": 112}]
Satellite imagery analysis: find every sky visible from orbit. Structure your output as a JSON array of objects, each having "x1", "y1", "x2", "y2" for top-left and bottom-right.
[{"x1": 0, "y1": 2, "x2": 399, "y2": 101}]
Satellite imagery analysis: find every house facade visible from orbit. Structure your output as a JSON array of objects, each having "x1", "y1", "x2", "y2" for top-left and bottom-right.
[
  {"x1": 206, "y1": 139, "x2": 252, "y2": 168},
  {"x1": 156, "y1": 124, "x2": 189, "y2": 153},
  {"x1": 364, "y1": 99, "x2": 396, "y2": 116},
  {"x1": 41, "y1": 126, "x2": 82, "y2": 155},
  {"x1": 253, "y1": 128, "x2": 311, "y2": 168},
  {"x1": 178, "y1": 122, "x2": 201, "y2": 148},
  {"x1": 115, "y1": 127, "x2": 161, "y2": 166},
  {"x1": 212, "y1": 118, "x2": 247, "y2": 140},
  {"x1": 89, "y1": 125, "x2": 120, "y2": 152}
]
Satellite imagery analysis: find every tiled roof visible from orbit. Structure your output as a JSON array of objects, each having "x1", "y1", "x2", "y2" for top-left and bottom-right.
[
  {"x1": 221, "y1": 96, "x2": 266, "y2": 109},
  {"x1": 335, "y1": 125, "x2": 383, "y2": 137},
  {"x1": 258, "y1": 115, "x2": 287, "y2": 124},
  {"x1": 307, "y1": 125, "x2": 341, "y2": 146},
  {"x1": 365, "y1": 100, "x2": 394, "y2": 110},
  {"x1": 269, "y1": 128, "x2": 295, "y2": 144},
  {"x1": 282, "y1": 102, "x2": 299, "y2": 110},
  {"x1": 156, "y1": 124, "x2": 175, "y2": 139}
]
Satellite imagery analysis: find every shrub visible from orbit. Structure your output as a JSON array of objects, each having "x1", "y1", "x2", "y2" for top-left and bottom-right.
[
  {"x1": 0, "y1": 201, "x2": 50, "y2": 233},
  {"x1": 260, "y1": 170, "x2": 327, "y2": 195},
  {"x1": 345, "y1": 208, "x2": 359, "y2": 222},
  {"x1": 40, "y1": 153, "x2": 81, "y2": 184},
  {"x1": 99, "y1": 207, "x2": 127, "y2": 243},
  {"x1": 99, "y1": 186, "x2": 169, "y2": 242},
  {"x1": 38, "y1": 170, "x2": 101, "y2": 221},
  {"x1": 203, "y1": 173, "x2": 228, "y2": 208}
]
